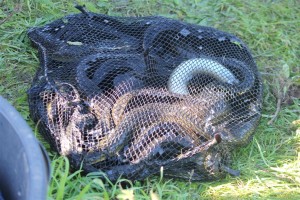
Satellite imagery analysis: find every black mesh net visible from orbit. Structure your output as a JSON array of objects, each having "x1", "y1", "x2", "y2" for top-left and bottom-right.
[{"x1": 27, "y1": 6, "x2": 263, "y2": 181}]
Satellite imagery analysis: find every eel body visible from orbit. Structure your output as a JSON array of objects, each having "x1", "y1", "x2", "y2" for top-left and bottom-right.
[{"x1": 168, "y1": 58, "x2": 239, "y2": 95}]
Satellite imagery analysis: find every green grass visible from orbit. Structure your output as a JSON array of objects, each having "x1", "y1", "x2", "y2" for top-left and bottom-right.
[{"x1": 1, "y1": 0, "x2": 300, "y2": 199}]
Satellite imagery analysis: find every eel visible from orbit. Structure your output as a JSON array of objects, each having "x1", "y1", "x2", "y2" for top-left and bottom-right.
[
  {"x1": 168, "y1": 57, "x2": 239, "y2": 95},
  {"x1": 97, "y1": 90, "x2": 230, "y2": 158},
  {"x1": 111, "y1": 88, "x2": 183, "y2": 126},
  {"x1": 28, "y1": 9, "x2": 141, "y2": 62},
  {"x1": 76, "y1": 53, "x2": 146, "y2": 96},
  {"x1": 124, "y1": 121, "x2": 195, "y2": 164}
]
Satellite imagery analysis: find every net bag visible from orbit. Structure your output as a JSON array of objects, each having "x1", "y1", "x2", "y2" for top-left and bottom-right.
[{"x1": 27, "y1": 6, "x2": 263, "y2": 181}]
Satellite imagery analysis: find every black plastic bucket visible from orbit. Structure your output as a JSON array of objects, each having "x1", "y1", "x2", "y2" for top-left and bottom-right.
[{"x1": 0, "y1": 96, "x2": 50, "y2": 200}]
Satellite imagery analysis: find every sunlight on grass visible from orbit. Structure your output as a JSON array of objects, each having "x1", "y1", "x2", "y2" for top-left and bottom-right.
[{"x1": 1, "y1": 0, "x2": 299, "y2": 199}]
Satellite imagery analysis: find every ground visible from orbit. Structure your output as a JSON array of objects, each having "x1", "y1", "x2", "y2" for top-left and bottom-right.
[{"x1": 0, "y1": 0, "x2": 299, "y2": 199}]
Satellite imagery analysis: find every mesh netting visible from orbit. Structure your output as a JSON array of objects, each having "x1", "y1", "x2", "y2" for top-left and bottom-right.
[{"x1": 27, "y1": 6, "x2": 263, "y2": 181}]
